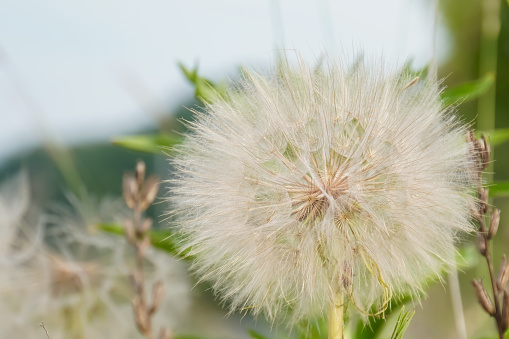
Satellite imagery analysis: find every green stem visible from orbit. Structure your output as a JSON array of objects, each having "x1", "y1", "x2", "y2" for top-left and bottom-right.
[
  {"x1": 328, "y1": 293, "x2": 344, "y2": 339},
  {"x1": 478, "y1": 0, "x2": 501, "y2": 184}
]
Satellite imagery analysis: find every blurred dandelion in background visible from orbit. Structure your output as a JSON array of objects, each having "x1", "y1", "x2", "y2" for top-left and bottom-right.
[{"x1": 0, "y1": 171, "x2": 191, "y2": 339}]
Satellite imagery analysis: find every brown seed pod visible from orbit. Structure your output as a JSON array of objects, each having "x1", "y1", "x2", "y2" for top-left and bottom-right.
[{"x1": 472, "y1": 279, "x2": 495, "y2": 315}]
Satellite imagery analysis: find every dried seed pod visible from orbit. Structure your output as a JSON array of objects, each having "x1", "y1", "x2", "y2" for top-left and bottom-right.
[
  {"x1": 136, "y1": 161, "x2": 146, "y2": 187},
  {"x1": 498, "y1": 255, "x2": 509, "y2": 291},
  {"x1": 503, "y1": 290, "x2": 509, "y2": 332},
  {"x1": 140, "y1": 176, "x2": 160, "y2": 211},
  {"x1": 477, "y1": 233, "x2": 487, "y2": 257},
  {"x1": 149, "y1": 280, "x2": 165, "y2": 315},
  {"x1": 480, "y1": 135, "x2": 491, "y2": 170},
  {"x1": 472, "y1": 279, "x2": 495, "y2": 315},
  {"x1": 123, "y1": 173, "x2": 138, "y2": 209},
  {"x1": 132, "y1": 295, "x2": 149, "y2": 333},
  {"x1": 488, "y1": 209, "x2": 501, "y2": 240}
]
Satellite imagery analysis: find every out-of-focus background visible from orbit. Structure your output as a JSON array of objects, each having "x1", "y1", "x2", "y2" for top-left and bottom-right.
[{"x1": 0, "y1": 0, "x2": 507, "y2": 338}]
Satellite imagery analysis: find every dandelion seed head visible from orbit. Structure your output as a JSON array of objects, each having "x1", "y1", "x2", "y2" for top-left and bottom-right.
[{"x1": 169, "y1": 54, "x2": 477, "y2": 323}]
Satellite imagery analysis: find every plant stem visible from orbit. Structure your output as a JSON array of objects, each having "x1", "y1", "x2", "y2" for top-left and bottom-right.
[
  {"x1": 478, "y1": 0, "x2": 500, "y2": 184},
  {"x1": 448, "y1": 267, "x2": 467, "y2": 339},
  {"x1": 328, "y1": 292, "x2": 344, "y2": 339}
]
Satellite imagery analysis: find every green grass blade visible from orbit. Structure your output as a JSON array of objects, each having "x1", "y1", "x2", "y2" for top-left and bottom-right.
[
  {"x1": 112, "y1": 134, "x2": 182, "y2": 154},
  {"x1": 390, "y1": 306, "x2": 415, "y2": 339},
  {"x1": 490, "y1": 181, "x2": 509, "y2": 198}
]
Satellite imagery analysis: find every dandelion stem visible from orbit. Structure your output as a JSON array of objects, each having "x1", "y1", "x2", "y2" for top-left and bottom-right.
[{"x1": 328, "y1": 292, "x2": 344, "y2": 339}]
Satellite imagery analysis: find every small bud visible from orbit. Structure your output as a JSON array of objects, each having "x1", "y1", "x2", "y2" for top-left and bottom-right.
[
  {"x1": 503, "y1": 290, "x2": 509, "y2": 332},
  {"x1": 123, "y1": 174, "x2": 138, "y2": 209},
  {"x1": 498, "y1": 255, "x2": 509, "y2": 291},
  {"x1": 139, "y1": 176, "x2": 160, "y2": 211},
  {"x1": 477, "y1": 234, "x2": 487, "y2": 257},
  {"x1": 488, "y1": 209, "x2": 500, "y2": 240},
  {"x1": 136, "y1": 161, "x2": 146, "y2": 187},
  {"x1": 480, "y1": 135, "x2": 491, "y2": 170},
  {"x1": 472, "y1": 279, "x2": 495, "y2": 315},
  {"x1": 149, "y1": 280, "x2": 165, "y2": 315},
  {"x1": 132, "y1": 296, "x2": 149, "y2": 333}
]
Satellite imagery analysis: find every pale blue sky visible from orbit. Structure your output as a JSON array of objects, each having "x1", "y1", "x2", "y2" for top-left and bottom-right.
[{"x1": 0, "y1": 0, "x2": 446, "y2": 161}]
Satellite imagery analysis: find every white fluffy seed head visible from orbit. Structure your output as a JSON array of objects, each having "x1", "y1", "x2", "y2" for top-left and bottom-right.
[{"x1": 169, "y1": 55, "x2": 477, "y2": 324}]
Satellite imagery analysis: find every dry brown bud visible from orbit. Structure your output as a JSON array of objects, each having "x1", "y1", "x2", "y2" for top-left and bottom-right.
[
  {"x1": 473, "y1": 279, "x2": 495, "y2": 315},
  {"x1": 139, "y1": 176, "x2": 160, "y2": 211},
  {"x1": 123, "y1": 174, "x2": 138, "y2": 209},
  {"x1": 132, "y1": 296, "x2": 149, "y2": 333},
  {"x1": 149, "y1": 280, "x2": 165, "y2": 315},
  {"x1": 477, "y1": 233, "x2": 487, "y2": 257},
  {"x1": 136, "y1": 161, "x2": 146, "y2": 187},
  {"x1": 480, "y1": 135, "x2": 491, "y2": 170},
  {"x1": 498, "y1": 255, "x2": 509, "y2": 291},
  {"x1": 503, "y1": 290, "x2": 509, "y2": 332},
  {"x1": 488, "y1": 209, "x2": 500, "y2": 240}
]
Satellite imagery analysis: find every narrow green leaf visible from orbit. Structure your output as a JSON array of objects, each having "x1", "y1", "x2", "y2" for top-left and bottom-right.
[
  {"x1": 112, "y1": 134, "x2": 182, "y2": 154},
  {"x1": 390, "y1": 306, "x2": 415, "y2": 339},
  {"x1": 353, "y1": 294, "x2": 414, "y2": 339},
  {"x1": 97, "y1": 223, "x2": 190, "y2": 259},
  {"x1": 248, "y1": 329, "x2": 270, "y2": 339},
  {"x1": 490, "y1": 181, "x2": 509, "y2": 198},
  {"x1": 441, "y1": 72, "x2": 495, "y2": 107}
]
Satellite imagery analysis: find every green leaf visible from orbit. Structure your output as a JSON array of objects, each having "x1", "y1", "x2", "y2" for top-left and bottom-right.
[
  {"x1": 441, "y1": 72, "x2": 495, "y2": 107},
  {"x1": 179, "y1": 62, "x2": 227, "y2": 103},
  {"x1": 97, "y1": 223, "x2": 190, "y2": 259},
  {"x1": 248, "y1": 330, "x2": 270, "y2": 339},
  {"x1": 489, "y1": 181, "x2": 509, "y2": 198},
  {"x1": 112, "y1": 134, "x2": 182, "y2": 154},
  {"x1": 390, "y1": 306, "x2": 415, "y2": 339}
]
